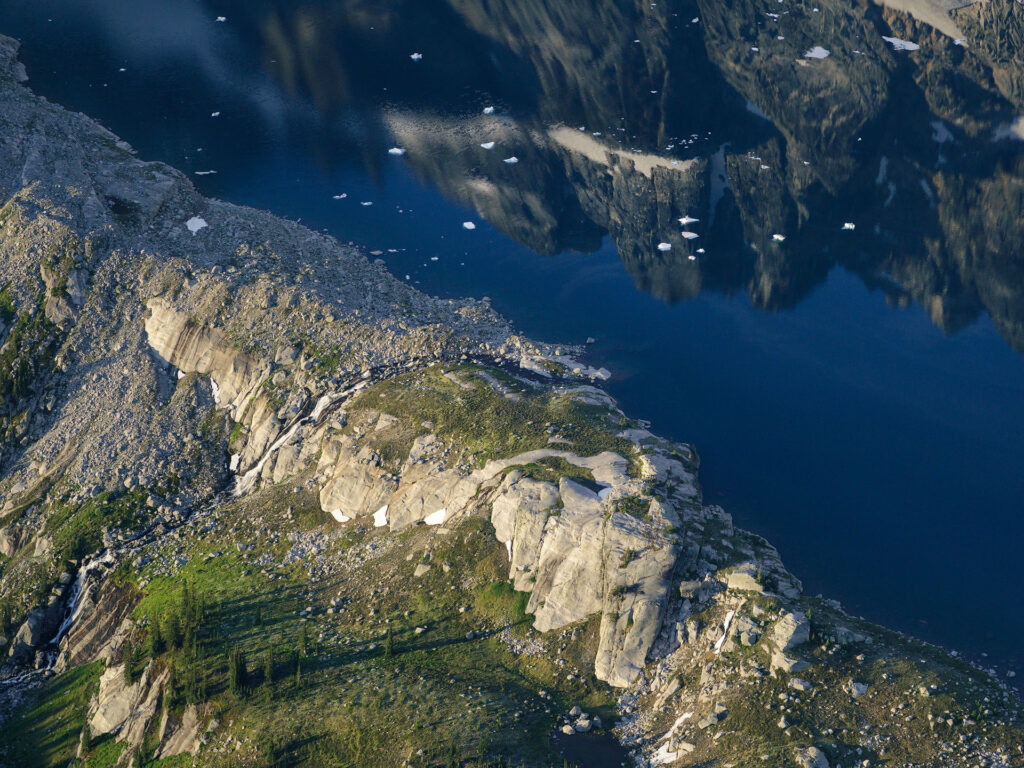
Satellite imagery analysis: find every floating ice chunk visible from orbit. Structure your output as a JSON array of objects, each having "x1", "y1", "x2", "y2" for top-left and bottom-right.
[
  {"x1": 842, "y1": 222, "x2": 856, "y2": 231},
  {"x1": 373, "y1": 505, "x2": 389, "y2": 527},
  {"x1": 410, "y1": 52, "x2": 423, "y2": 61},
  {"x1": 211, "y1": 111, "x2": 220, "y2": 117},
  {"x1": 696, "y1": 248, "x2": 706, "y2": 254},
  {"x1": 118, "y1": 67, "x2": 126, "y2": 72},
  {"x1": 930, "y1": 121, "x2": 953, "y2": 144},
  {"x1": 424, "y1": 508, "x2": 448, "y2": 526},
  {"x1": 330, "y1": 509, "x2": 351, "y2": 523},
  {"x1": 503, "y1": 156, "x2": 519, "y2": 164},
  {"x1": 483, "y1": 106, "x2": 495, "y2": 114},
  {"x1": 772, "y1": 234, "x2": 786, "y2": 242},
  {"x1": 194, "y1": 170, "x2": 217, "y2": 176},
  {"x1": 361, "y1": 201, "x2": 373, "y2": 206},
  {"x1": 681, "y1": 231, "x2": 699, "y2": 240},
  {"x1": 216, "y1": 16, "x2": 226, "y2": 22},
  {"x1": 679, "y1": 216, "x2": 700, "y2": 225},
  {"x1": 688, "y1": 255, "x2": 697, "y2": 261},
  {"x1": 480, "y1": 141, "x2": 495, "y2": 149},
  {"x1": 332, "y1": 193, "x2": 347, "y2": 199},
  {"x1": 882, "y1": 36, "x2": 920, "y2": 52},
  {"x1": 462, "y1": 221, "x2": 476, "y2": 230},
  {"x1": 388, "y1": 147, "x2": 406, "y2": 155},
  {"x1": 804, "y1": 46, "x2": 830, "y2": 59},
  {"x1": 657, "y1": 242, "x2": 672, "y2": 251},
  {"x1": 185, "y1": 216, "x2": 208, "y2": 235}
]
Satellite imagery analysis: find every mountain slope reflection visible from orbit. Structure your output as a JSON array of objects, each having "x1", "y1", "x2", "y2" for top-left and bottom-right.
[{"x1": 245, "y1": 0, "x2": 1024, "y2": 352}]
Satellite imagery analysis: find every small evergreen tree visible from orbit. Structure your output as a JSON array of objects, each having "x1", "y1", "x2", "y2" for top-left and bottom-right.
[
  {"x1": 264, "y1": 645, "x2": 274, "y2": 686},
  {"x1": 228, "y1": 646, "x2": 248, "y2": 695},
  {"x1": 147, "y1": 617, "x2": 165, "y2": 658}
]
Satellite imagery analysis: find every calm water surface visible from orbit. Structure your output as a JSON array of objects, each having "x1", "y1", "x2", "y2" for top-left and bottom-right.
[{"x1": 2, "y1": 0, "x2": 1023, "y2": 678}]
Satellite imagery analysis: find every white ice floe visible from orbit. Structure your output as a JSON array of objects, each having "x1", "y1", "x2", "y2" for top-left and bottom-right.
[
  {"x1": 931, "y1": 120, "x2": 954, "y2": 144},
  {"x1": 842, "y1": 222, "x2": 856, "y2": 231},
  {"x1": 330, "y1": 509, "x2": 351, "y2": 523},
  {"x1": 373, "y1": 505, "x2": 389, "y2": 527},
  {"x1": 410, "y1": 52, "x2": 423, "y2": 61},
  {"x1": 804, "y1": 46, "x2": 830, "y2": 59},
  {"x1": 483, "y1": 106, "x2": 495, "y2": 114},
  {"x1": 462, "y1": 221, "x2": 477, "y2": 230},
  {"x1": 772, "y1": 233, "x2": 786, "y2": 242},
  {"x1": 424, "y1": 508, "x2": 448, "y2": 526},
  {"x1": 194, "y1": 170, "x2": 217, "y2": 176},
  {"x1": 185, "y1": 216, "x2": 208, "y2": 235},
  {"x1": 681, "y1": 231, "x2": 699, "y2": 240},
  {"x1": 882, "y1": 36, "x2": 920, "y2": 51},
  {"x1": 480, "y1": 141, "x2": 495, "y2": 149},
  {"x1": 332, "y1": 193, "x2": 348, "y2": 199},
  {"x1": 687, "y1": 255, "x2": 697, "y2": 261},
  {"x1": 679, "y1": 215, "x2": 699, "y2": 225},
  {"x1": 503, "y1": 156, "x2": 519, "y2": 164},
  {"x1": 211, "y1": 111, "x2": 221, "y2": 117},
  {"x1": 216, "y1": 16, "x2": 226, "y2": 22},
  {"x1": 361, "y1": 201, "x2": 374, "y2": 206},
  {"x1": 388, "y1": 147, "x2": 406, "y2": 155},
  {"x1": 657, "y1": 242, "x2": 672, "y2": 251}
]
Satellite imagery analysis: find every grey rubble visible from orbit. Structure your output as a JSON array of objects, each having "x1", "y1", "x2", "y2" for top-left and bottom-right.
[{"x1": 0, "y1": 29, "x2": 1023, "y2": 768}]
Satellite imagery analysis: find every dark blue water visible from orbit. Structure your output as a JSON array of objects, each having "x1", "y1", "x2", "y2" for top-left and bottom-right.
[{"x1": 2, "y1": 0, "x2": 1022, "y2": 679}]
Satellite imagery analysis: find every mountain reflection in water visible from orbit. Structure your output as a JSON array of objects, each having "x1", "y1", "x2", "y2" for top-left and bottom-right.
[{"x1": 238, "y1": 0, "x2": 1024, "y2": 352}]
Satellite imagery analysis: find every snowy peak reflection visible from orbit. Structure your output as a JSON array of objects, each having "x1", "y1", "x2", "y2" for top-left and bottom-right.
[{"x1": 247, "y1": 0, "x2": 1024, "y2": 348}]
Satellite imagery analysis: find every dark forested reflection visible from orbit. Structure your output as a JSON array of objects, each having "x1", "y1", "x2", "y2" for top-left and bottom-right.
[{"x1": 214, "y1": 0, "x2": 1024, "y2": 351}]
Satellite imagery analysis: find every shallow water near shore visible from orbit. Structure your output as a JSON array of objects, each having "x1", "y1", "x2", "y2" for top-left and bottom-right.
[{"x1": 2, "y1": 0, "x2": 1022, "y2": 681}]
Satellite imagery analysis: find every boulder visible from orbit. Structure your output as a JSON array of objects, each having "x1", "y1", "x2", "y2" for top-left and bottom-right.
[
  {"x1": 726, "y1": 562, "x2": 764, "y2": 593},
  {"x1": 796, "y1": 746, "x2": 830, "y2": 768},
  {"x1": 772, "y1": 611, "x2": 810, "y2": 651}
]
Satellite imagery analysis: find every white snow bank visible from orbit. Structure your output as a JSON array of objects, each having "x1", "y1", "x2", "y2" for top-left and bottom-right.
[
  {"x1": 424, "y1": 508, "x2": 448, "y2": 526},
  {"x1": 373, "y1": 505, "x2": 389, "y2": 527},
  {"x1": 185, "y1": 216, "x2": 208, "y2": 235}
]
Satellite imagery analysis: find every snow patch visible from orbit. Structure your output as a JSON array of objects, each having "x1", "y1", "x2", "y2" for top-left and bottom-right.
[
  {"x1": 804, "y1": 46, "x2": 830, "y2": 59},
  {"x1": 373, "y1": 505, "x2": 389, "y2": 527},
  {"x1": 330, "y1": 509, "x2": 352, "y2": 523},
  {"x1": 185, "y1": 216, "x2": 208, "y2": 235},
  {"x1": 424, "y1": 508, "x2": 448, "y2": 526}
]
